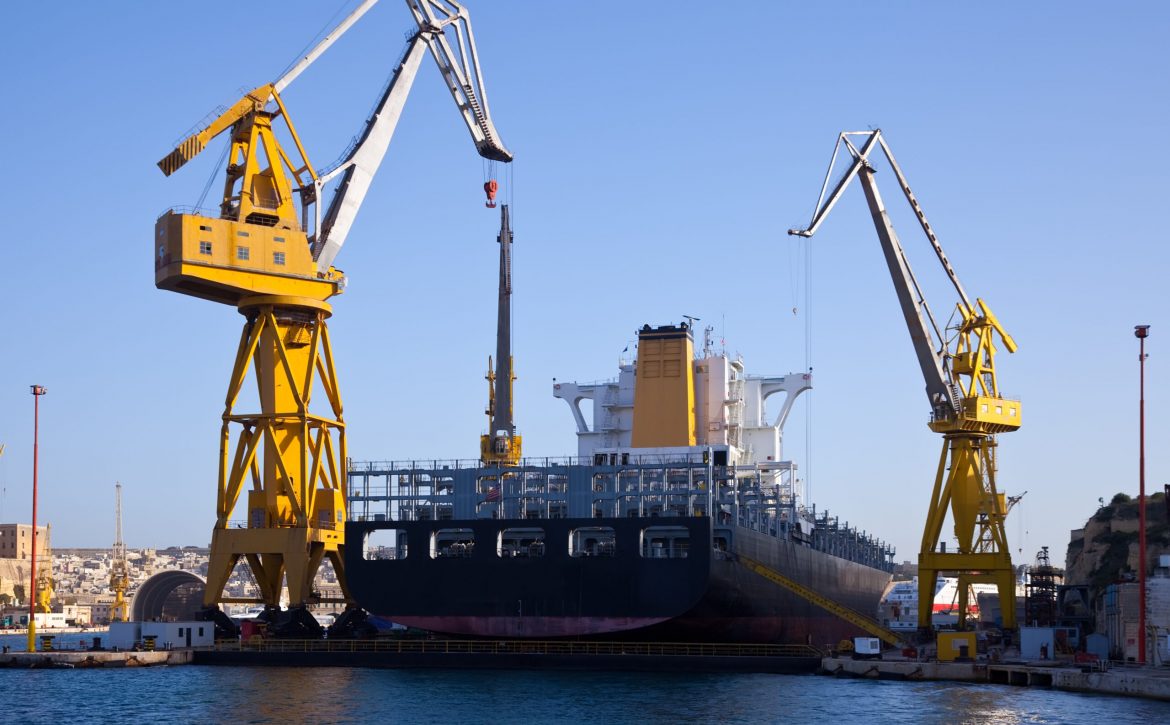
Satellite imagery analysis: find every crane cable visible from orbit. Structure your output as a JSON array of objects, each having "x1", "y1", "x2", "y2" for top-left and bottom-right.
[
  {"x1": 195, "y1": 138, "x2": 231, "y2": 212},
  {"x1": 804, "y1": 230, "x2": 813, "y2": 506},
  {"x1": 275, "y1": 0, "x2": 354, "y2": 82},
  {"x1": 784, "y1": 217, "x2": 814, "y2": 507},
  {"x1": 507, "y1": 160, "x2": 514, "y2": 216}
]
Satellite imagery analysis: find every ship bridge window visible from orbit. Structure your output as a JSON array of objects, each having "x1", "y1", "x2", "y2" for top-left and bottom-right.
[
  {"x1": 363, "y1": 529, "x2": 408, "y2": 561},
  {"x1": 570, "y1": 527, "x2": 616, "y2": 558},
  {"x1": 641, "y1": 526, "x2": 690, "y2": 559},
  {"x1": 431, "y1": 528, "x2": 476, "y2": 559},
  {"x1": 498, "y1": 528, "x2": 545, "y2": 558}
]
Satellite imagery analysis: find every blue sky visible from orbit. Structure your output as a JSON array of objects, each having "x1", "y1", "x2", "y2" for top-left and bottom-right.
[{"x1": 0, "y1": 1, "x2": 1167, "y2": 569}]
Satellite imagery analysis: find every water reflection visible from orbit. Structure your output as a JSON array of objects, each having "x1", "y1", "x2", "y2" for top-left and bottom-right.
[{"x1": 0, "y1": 663, "x2": 1163, "y2": 724}]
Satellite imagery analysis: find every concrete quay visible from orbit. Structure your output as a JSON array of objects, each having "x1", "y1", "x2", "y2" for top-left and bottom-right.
[
  {"x1": 821, "y1": 656, "x2": 985, "y2": 682},
  {"x1": 988, "y1": 663, "x2": 1170, "y2": 702},
  {"x1": 0, "y1": 649, "x2": 193, "y2": 668},
  {"x1": 822, "y1": 656, "x2": 1170, "y2": 702}
]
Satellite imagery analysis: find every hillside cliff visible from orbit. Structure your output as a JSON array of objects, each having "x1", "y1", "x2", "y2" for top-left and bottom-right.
[{"x1": 1065, "y1": 492, "x2": 1170, "y2": 594}]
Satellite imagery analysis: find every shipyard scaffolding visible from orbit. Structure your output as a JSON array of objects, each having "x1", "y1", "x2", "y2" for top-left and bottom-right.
[{"x1": 1024, "y1": 546, "x2": 1064, "y2": 627}]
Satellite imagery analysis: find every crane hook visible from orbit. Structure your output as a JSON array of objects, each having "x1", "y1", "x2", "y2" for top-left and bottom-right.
[{"x1": 484, "y1": 179, "x2": 499, "y2": 208}]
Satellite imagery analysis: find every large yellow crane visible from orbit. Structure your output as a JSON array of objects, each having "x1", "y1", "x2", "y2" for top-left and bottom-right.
[
  {"x1": 155, "y1": 0, "x2": 511, "y2": 635},
  {"x1": 789, "y1": 130, "x2": 1019, "y2": 633},
  {"x1": 110, "y1": 483, "x2": 130, "y2": 623},
  {"x1": 34, "y1": 523, "x2": 53, "y2": 615},
  {"x1": 36, "y1": 572, "x2": 53, "y2": 615}
]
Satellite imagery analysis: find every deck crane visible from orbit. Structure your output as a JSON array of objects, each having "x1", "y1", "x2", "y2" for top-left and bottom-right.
[
  {"x1": 154, "y1": 0, "x2": 511, "y2": 635},
  {"x1": 789, "y1": 130, "x2": 1020, "y2": 633},
  {"x1": 110, "y1": 483, "x2": 130, "y2": 623},
  {"x1": 480, "y1": 204, "x2": 521, "y2": 465}
]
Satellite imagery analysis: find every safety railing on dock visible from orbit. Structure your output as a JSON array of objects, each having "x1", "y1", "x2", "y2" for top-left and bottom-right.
[{"x1": 212, "y1": 638, "x2": 823, "y2": 658}]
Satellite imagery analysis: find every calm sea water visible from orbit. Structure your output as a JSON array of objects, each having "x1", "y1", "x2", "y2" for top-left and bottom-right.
[{"x1": 0, "y1": 646, "x2": 1166, "y2": 725}]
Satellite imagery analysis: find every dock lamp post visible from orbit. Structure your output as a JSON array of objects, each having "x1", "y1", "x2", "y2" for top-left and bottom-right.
[
  {"x1": 1135, "y1": 325, "x2": 1149, "y2": 665},
  {"x1": 27, "y1": 385, "x2": 46, "y2": 653}
]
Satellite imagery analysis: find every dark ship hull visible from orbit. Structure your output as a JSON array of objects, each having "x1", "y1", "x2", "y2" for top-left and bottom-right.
[
  {"x1": 640, "y1": 526, "x2": 891, "y2": 645},
  {"x1": 345, "y1": 515, "x2": 891, "y2": 645}
]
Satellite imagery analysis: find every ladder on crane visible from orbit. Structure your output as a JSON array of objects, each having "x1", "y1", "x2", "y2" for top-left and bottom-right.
[{"x1": 738, "y1": 553, "x2": 903, "y2": 648}]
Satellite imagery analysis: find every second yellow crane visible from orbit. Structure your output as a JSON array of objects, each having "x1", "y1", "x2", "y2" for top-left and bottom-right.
[{"x1": 790, "y1": 130, "x2": 1020, "y2": 633}]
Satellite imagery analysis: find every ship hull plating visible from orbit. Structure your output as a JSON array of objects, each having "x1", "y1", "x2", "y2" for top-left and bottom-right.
[{"x1": 346, "y1": 518, "x2": 890, "y2": 643}]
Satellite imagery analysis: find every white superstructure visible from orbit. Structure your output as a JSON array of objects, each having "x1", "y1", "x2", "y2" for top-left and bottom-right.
[{"x1": 553, "y1": 325, "x2": 812, "y2": 499}]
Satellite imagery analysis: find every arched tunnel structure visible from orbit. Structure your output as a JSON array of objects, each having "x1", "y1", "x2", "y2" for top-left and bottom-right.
[{"x1": 131, "y1": 570, "x2": 206, "y2": 622}]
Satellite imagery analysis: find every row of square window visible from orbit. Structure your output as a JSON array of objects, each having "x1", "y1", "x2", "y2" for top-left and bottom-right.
[
  {"x1": 198, "y1": 241, "x2": 284, "y2": 266},
  {"x1": 198, "y1": 225, "x2": 286, "y2": 244}
]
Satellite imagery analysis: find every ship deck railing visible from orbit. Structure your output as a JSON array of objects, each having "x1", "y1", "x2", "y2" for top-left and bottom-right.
[
  {"x1": 211, "y1": 638, "x2": 824, "y2": 659},
  {"x1": 349, "y1": 455, "x2": 793, "y2": 472}
]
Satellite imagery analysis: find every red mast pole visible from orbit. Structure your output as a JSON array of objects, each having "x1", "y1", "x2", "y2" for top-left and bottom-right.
[
  {"x1": 1135, "y1": 325, "x2": 1149, "y2": 665},
  {"x1": 27, "y1": 385, "x2": 46, "y2": 653}
]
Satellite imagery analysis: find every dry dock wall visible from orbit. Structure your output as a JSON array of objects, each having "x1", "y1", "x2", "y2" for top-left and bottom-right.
[
  {"x1": 0, "y1": 650, "x2": 193, "y2": 668},
  {"x1": 821, "y1": 657, "x2": 984, "y2": 681}
]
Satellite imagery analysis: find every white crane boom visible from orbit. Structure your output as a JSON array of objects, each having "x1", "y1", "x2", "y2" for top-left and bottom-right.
[
  {"x1": 311, "y1": 0, "x2": 512, "y2": 273},
  {"x1": 274, "y1": 0, "x2": 381, "y2": 95},
  {"x1": 789, "y1": 130, "x2": 960, "y2": 419},
  {"x1": 408, "y1": 0, "x2": 511, "y2": 161}
]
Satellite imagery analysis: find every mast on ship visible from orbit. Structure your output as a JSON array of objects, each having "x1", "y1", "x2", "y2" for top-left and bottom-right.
[{"x1": 481, "y1": 204, "x2": 522, "y2": 465}]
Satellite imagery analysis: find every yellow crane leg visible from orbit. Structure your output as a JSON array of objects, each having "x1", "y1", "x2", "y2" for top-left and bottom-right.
[
  {"x1": 917, "y1": 433, "x2": 1016, "y2": 631},
  {"x1": 739, "y1": 554, "x2": 903, "y2": 648},
  {"x1": 111, "y1": 585, "x2": 129, "y2": 622},
  {"x1": 202, "y1": 295, "x2": 350, "y2": 611},
  {"x1": 205, "y1": 528, "x2": 346, "y2": 607}
]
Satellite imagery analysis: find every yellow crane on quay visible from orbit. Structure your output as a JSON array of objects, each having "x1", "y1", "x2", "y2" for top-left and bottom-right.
[
  {"x1": 154, "y1": 0, "x2": 511, "y2": 635},
  {"x1": 789, "y1": 130, "x2": 1020, "y2": 633},
  {"x1": 110, "y1": 483, "x2": 130, "y2": 623}
]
